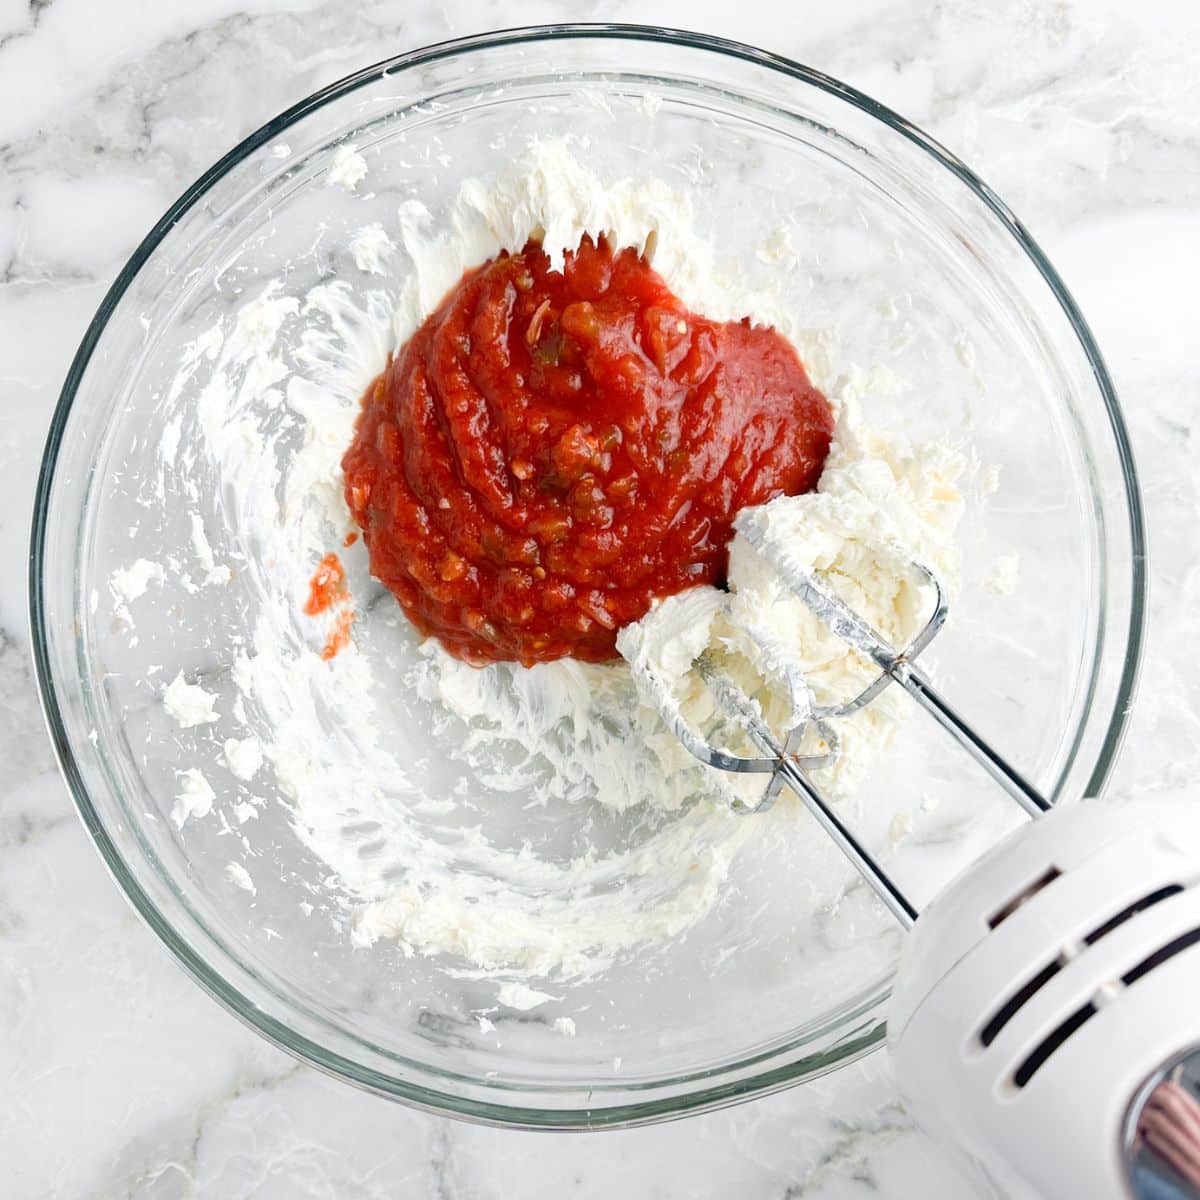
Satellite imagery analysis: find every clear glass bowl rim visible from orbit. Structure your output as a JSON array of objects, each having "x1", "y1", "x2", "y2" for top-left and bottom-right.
[{"x1": 28, "y1": 22, "x2": 1148, "y2": 1128}]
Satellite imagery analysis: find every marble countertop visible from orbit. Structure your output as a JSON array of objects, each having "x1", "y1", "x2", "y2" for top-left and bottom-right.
[{"x1": 4, "y1": 1, "x2": 1200, "y2": 1195}]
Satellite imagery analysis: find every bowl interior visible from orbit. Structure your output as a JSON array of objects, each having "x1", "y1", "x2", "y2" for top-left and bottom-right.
[{"x1": 34, "y1": 29, "x2": 1142, "y2": 1124}]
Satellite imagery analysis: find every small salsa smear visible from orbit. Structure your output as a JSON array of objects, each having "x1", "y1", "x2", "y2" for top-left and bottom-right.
[
  {"x1": 305, "y1": 552, "x2": 347, "y2": 616},
  {"x1": 342, "y1": 236, "x2": 834, "y2": 667},
  {"x1": 304, "y1": 552, "x2": 355, "y2": 659},
  {"x1": 320, "y1": 608, "x2": 355, "y2": 661}
]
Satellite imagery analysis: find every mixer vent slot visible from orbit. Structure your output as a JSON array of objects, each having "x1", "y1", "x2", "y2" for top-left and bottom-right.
[
  {"x1": 1013, "y1": 1002, "x2": 1096, "y2": 1088},
  {"x1": 980, "y1": 961, "x2": 1062, "y2": 1048},
  {"x1": 988, "y1": 867, "x2": 1061, "y2": 929},
  {"x1": 1084, "y1": 884, "x2": 1183, "y2": 945},
  {"x1": 980, "y1": 884, "x2": 1183, "y2": 1049},
  {"x1": 1122, "y1": 925, "x2": 1200, "y2": 987}
]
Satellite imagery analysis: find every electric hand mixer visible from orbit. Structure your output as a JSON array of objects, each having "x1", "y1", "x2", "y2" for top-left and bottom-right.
[{"x1": 638, "y1": 517, "x2": 1200, "y2": 1200}]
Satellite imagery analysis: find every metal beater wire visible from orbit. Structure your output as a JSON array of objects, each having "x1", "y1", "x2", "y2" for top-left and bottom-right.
[
  {"x1": 650, "y1": 531, "x2": 1055, "y2": 927},
  {"x1": 699, "y1": 662, "x2": 918, "y2": 928}
]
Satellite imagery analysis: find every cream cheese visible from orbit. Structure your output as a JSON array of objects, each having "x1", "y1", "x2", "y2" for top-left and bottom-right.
[
  {"x1": 349, "y1": 223, "x2": 395, "y2": 275},
  {"x1": 173, "y1": 768, "x2": 215, "y2": 828},
  {"x1": 110, "y1": 558, "x2": 164, "y2": 605},
  {"x1": 225, "y1": 862, "x2": 257, "y2": 895},
  {"x1": 190, "y1": 514, "x2": 232, "y2": 587},
  {"x1": 496, "y1": 982, "x2": 560, "y2": 1011},
  {"x1": 327, "y1": 143, "x2": 368, "y2": 192},
  {"x1": 617, "y1": 399, "x2": 964, "y2": 808},
  {"x1": 222, "y1": 736, "x2": 264, "y2": 782},
  {"x1": 163, "y1": 672, "x2": 219, "y2": 728}
]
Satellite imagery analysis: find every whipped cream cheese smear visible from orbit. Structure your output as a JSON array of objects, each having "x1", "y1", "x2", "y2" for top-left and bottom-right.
[{"x1": 166, "y1": 141, "x2": 965, "y2": 981}]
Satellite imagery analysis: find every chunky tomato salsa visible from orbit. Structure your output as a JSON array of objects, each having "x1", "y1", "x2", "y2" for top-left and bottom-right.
[{"x1": 343, "y1": 236, "x2": 833, "y2": 666}]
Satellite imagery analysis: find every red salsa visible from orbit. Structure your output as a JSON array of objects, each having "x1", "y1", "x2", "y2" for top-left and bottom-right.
[
  {"x1": 304, "y1": 552, "x2": 355, "y2": 660},
  {"x1": 305, "y1": 552, "x2": 347, "y2": 616},
  {"x1": 342, "y1": 236, "x2": 833, "y2": 667}
]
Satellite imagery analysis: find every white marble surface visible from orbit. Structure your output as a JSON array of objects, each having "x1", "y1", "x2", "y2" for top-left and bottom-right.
[{"x1": 4, "y1": 0, "x2": 1200, "y2": 1195}]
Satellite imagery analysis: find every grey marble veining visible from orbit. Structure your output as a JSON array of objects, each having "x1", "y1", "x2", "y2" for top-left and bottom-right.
[{"x1": 4, "y1": 0, "x2": 1199, "y2": 1195}]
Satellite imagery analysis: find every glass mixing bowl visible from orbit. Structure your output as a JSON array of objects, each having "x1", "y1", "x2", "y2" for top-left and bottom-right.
[{"x1": 31, "y1": 26, "x2": 1145, "y2": 1126}]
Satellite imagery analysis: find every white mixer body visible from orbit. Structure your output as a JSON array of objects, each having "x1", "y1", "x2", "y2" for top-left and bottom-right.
[{"x1": 889, "y1": 795, "x2": 1200, "y2": 1199}]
